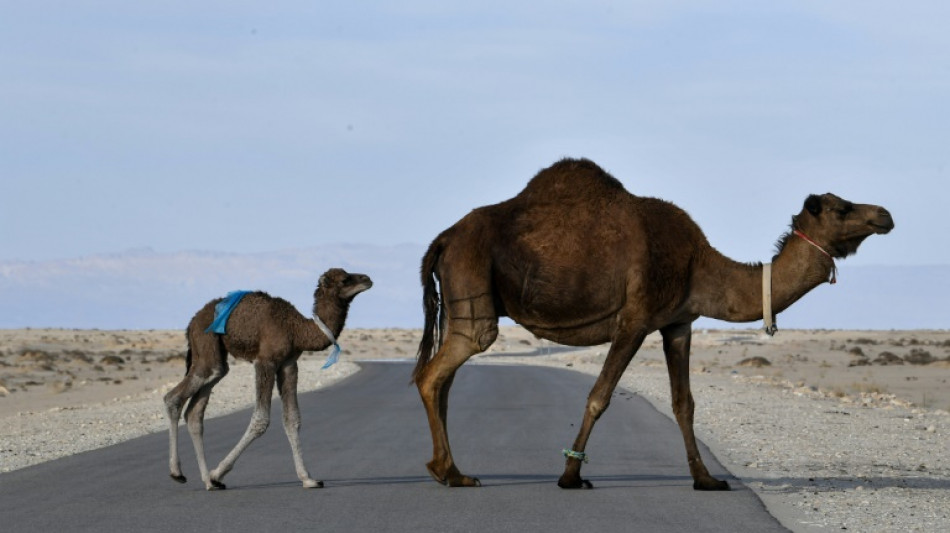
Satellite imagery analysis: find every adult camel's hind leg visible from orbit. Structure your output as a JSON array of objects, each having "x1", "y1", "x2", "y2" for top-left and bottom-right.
[
  {"x1": 276, "y1": 359, "x2": 322, "y2": 488},
  {"x1": 661, "y1": 323, "x2": 729, "y2": 490},
  {"x1": 416, "y1": 294, "x2": 498, "y2": 487},
  {"x1": 416, "y1": 337, "x2": 479, "y2": 487}
]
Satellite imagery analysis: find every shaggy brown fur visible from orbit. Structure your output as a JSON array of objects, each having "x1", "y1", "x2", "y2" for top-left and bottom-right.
[
  {"x1": 414, "y1": 158, "x2": 893, "y2": 489},
  {"x1": 164, "y1": 268, "x2": 372, "y2": 490}
]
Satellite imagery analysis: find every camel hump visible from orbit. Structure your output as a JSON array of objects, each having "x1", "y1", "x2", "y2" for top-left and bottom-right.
[{"x1": 517, "y1": 158, "x2": 628, "y2": 202}]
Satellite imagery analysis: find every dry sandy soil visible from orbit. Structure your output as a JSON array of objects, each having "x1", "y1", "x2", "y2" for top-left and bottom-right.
[
  {"x1": 3, "y1": 326, "x2": 947, "y2": 416},
  {"x1": 2, "y1": 326, "x2": 949, "y2": 531}
]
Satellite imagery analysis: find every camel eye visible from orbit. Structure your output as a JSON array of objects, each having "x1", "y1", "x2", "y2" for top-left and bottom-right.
[{"x1": 836, "y1": 203, "x2": 854, "y2": 216}]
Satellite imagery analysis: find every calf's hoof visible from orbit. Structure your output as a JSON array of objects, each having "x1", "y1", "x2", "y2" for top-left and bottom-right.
[
  {"x1": 693, "y1": 477, "x2": 730, "y2": 491},
  {"x1": 557, "y1": 475, "x2": 593, "y2": 489},
  {"x1": 170, "y1": 473, "x2": 187, "y2": 484},
  {"x1": 446, "y1": 475, "x2": 481, "y2": 487},
  {"x1": 207, "y1": 479, "x2": 227, "y2": 491},
  {"x1": 302, "y1": 479, "x2": 324, "y2": 489}
]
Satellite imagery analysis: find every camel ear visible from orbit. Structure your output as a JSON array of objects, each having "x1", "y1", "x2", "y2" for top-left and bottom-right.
[{"x1": 804, "y1": 195, "x2": 822, "y2": 216}]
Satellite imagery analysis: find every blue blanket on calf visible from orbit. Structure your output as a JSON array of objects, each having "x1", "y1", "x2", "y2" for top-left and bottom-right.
[{"x1": 205, "y1": 290, "x2": 251, "y2": 334}]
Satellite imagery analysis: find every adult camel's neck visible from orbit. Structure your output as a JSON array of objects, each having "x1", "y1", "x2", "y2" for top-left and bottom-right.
[
  {"x1": 690, "y1": 237, "x2": 835, "y2": 323},
  {"x1": 297, "y1": 295, "x2": 351, "y2": 351}
]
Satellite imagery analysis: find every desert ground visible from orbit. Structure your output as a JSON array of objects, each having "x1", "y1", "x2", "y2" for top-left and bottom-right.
[
  {"x1": 1, "y1": 326, "x2": 949, "y2": 531},
  {"x1": 3, "y1": 326, "x2": 948, "y2": 416}
]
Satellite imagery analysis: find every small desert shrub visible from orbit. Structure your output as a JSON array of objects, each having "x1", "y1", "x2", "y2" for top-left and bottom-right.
[
  {"x1": 873, "y1": 351, "x2": 903, "y2": 365},
  {"x1": 64, "y1": 350, "x2": 94, "y2": 364},
  {"x1": 17, "y1": 349, "x2": 55, "y2": 364},
  {"x1": 904, "y1": 348, "x2": 935, "y2": 365},
  {"x1": 737, "y1": 356, "x2": 771, "y2": 368},
  {"x1": 100, "y1": 355, "x2": 125, "y2": 366}
]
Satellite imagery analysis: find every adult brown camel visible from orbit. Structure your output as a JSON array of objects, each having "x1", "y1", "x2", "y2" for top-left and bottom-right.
[
  {"x1": 413, "y1": 158, "x2": 894, "y2": 490},
  {"x1": 164, "y1": 268, "x2": 372, "y2": 490}
]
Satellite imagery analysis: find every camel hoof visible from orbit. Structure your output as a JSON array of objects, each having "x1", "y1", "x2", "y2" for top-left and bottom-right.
[
  {"x1": 208, "y1": 480, "x2": 227, "y2": 491},
  {"x1": 302, "y1": 479, "x2": 324, "y2": 489},
  {"x1": 170, "y1": 473, "x2": 187, "y2": 484},
  {"x1": 425, "y1": 463, "x2": 448, "y2": 486},
  {"x1": 557, "y1": 476, "x2": 593, "y2": 489},
  {"x1": 693, "y1": 478, "x2": 730, "y2": 491},
  {"x1": 446, "y1": 475, "x2": 480, "y2": 487},
  {"x1": 426, "y1": 461, "x2": 481, "y2": 487}
]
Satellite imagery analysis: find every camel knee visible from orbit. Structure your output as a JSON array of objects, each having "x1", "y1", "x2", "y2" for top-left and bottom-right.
[
  {"x1": 164, "y1": 391, "x2": 186, "y2": 419},
  {"x1": 248, "y1": 414, "x2": 270, "y2": 438},
  {"x1": 282, "y1": 412, "x2": 301, "y2": 431},
  {"x1": 164, "y1": 393, "x2": 180, "y2": 415},
  {"x1": 671, "y1": 392, "x2": 695, "y2": 417},
  {"x1": 587, "y1": 397, "x2": 610, "y2": 420}
]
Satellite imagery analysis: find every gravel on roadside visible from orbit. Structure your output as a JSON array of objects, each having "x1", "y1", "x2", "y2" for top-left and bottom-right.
[{"x1": 2, "y1": 352, "x2": 948, "y2": 533}]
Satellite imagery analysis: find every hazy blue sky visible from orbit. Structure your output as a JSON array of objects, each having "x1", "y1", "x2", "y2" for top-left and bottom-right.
[{"x1": 2, "y1": 1, "x2": 946, "y2": 265}]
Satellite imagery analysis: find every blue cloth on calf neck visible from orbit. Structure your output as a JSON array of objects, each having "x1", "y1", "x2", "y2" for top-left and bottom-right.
[
  {"x1": 321, "y1": 342, "x2": 341, "y2": 369},
  {"x1": 313, "y1": 314, "x2": 342, "y2": 369}
]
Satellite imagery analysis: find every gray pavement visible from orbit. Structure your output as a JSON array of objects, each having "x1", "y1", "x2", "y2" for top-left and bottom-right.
[{"x1": 0, "y1": 362, "x2": 787, "y2": 532}]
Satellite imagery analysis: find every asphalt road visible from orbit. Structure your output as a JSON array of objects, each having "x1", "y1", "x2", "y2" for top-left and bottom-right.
[{"x1": 0, "y1": 362, "x2": 787, "y2": 532}]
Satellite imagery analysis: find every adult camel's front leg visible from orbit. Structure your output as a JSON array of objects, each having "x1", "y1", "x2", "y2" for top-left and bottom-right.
[
  {"x1": 209, "y1": 360, "x2": 276, "y2": 490},
  {"x1": 558, "y1": 327, "x2": 646, "y2": 489},
  {"x1": 661, "y1": 323, "x2": 729, "y2": 490},
  {"x1": 277, "y1": 360, "x2": 323, "y2": 488},
  {"x1": 416, "y1": 334, "x2": 482, "y2": 487}
]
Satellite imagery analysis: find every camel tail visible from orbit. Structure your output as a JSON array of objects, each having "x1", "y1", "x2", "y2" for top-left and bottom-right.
[
  {"x1": 183, "y1": 324, "x2": 195, "y2": 376},
  {"x1": 183, "y1": 308, "x2": 224, "y2": 376},
  {"x1": 413, "y1": 237, "x2": 445, "y2": 384},
  {"x1": 184, "y1": 345, "x2": 193, "y2": 375}
]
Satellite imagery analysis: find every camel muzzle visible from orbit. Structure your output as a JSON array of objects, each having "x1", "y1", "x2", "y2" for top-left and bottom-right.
[{"x1": 869, "y1": 209, "x2": 895, "y2": 234}]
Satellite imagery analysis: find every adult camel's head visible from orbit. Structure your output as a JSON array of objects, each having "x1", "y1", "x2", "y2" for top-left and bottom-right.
[{"x1": 790, "y1": 193, "x2": 894, "y2": 259}]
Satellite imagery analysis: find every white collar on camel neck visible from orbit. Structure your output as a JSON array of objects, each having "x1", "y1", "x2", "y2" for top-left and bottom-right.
[{"x1": 762, "y1": 263, "x2": 777, "y2": 336}]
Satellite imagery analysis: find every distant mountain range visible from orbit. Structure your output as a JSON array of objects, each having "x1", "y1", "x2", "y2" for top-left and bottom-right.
[{"x1": 0, "y1": 245, "x2": 945, "y2": 331}]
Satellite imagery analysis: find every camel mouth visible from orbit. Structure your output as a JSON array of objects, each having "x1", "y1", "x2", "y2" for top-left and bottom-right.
[
  {"x1": 344, "y1": 280, "x2": 373, "y2": 298},
  {"x1": 869, "y1": 221, "x2": 894, "y2": 235},
  {"x1": 866, "y1": 207, "x2": 894, "y2": 234}
]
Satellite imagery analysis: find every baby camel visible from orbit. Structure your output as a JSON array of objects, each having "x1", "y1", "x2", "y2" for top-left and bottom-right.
[{"x1": 164, "y1": 268, "x2": 372, "y2": 490}]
